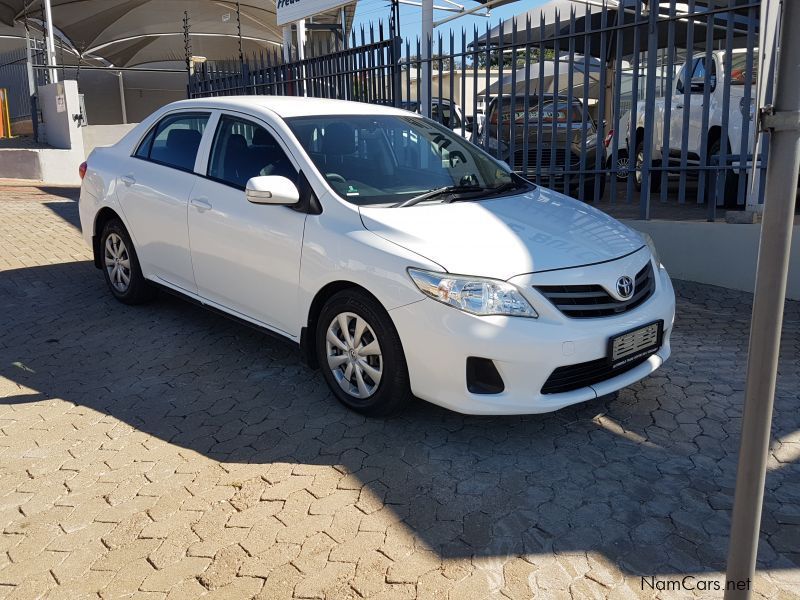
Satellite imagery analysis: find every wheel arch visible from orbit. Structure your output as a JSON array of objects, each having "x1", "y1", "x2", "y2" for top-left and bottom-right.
[
  {"x1": 301, "y1": 280, "x2": 393, "y2": 370},
  {"x1": 92, "y1": 207, "x2": 124, "y2": 269}
]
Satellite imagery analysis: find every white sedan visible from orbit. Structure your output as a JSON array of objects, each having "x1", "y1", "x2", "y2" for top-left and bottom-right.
[{"x1": 78, "y1": 96, "x2": 675, "y2": 416}]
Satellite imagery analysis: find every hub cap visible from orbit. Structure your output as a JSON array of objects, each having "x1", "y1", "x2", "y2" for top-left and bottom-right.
[
  {"x1": 104, "y1": 233, "x2": 131, "y2": 293},
  {"x1": 325, "y1": 312, "x2": 383, "y2": 399}
]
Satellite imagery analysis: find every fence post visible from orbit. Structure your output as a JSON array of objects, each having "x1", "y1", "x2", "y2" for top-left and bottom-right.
[
  {"x1": 420, "y1": 0, "x2": 433, "y2": 117},
  {"x1": 392, "y1": 36, "x2": 402, "y2": 108}
]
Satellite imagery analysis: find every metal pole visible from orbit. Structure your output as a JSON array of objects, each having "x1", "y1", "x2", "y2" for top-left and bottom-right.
[
  {"x1": 283, "y1": 26, "x2": 292, "y2": 62},
  {"x1": 117, "y1": 71, "x2": 127, "y2": 124},
  {"x1": 296, "y1": 19, "x2": 306, "y2": 60},
  {"x1": 42, "y1": 0, "x2": 58, "y2": 83},
  {"x1": 724, "y1": 1, "x2": 800, "y2": 597},
  {"x1": 421, "y1": 0, "x2": 433, "y2": 117}
]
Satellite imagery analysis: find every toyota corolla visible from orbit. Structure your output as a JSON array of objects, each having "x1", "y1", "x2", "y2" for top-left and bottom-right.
[{"x1": 78, "y1": 97, "x2": 675, "y2": 416}]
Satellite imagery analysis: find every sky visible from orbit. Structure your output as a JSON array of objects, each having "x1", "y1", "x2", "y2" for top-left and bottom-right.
[{"x1": 351, "y1": 0, "x2": 548, "y2": 50}]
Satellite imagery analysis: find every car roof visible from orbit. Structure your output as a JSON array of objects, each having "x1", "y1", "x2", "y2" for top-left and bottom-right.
[{"x1": 165, "y1": 96, "x2": 415, "y2": 119}]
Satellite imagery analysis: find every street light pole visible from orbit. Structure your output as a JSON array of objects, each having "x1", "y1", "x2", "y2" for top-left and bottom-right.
[{"x1": 724, "y1": 1, "x2": 800, "y2": 597}]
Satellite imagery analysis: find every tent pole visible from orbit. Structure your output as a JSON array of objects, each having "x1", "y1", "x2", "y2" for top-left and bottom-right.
[
  {"x1": 117, "y1": 71, "x2": 127, "y2": 124},
  {"x1": 724, "y1": 0, "x2": 800, "y2": 597},
  {"x1": 42, "y1": 0, "x2": 58, "y2": 83}
]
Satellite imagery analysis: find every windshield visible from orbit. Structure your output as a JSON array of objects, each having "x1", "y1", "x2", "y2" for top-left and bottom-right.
[{"x1": 285, "y1": 114, "x2": 524, "y2": 206}]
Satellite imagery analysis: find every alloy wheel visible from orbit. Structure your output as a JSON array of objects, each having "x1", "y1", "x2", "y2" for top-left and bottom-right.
[
  {"x1": 325, "y1": 312, "x2": 383, "y2": 399},
  {"x1": 616, "y1": 155, "x2": 630, "y2": 180},
  {"x1": 104, "y1": 232, "x2": 131, "y2": 293}
]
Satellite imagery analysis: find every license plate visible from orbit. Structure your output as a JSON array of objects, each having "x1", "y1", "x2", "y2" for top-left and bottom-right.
[{"x1": 608, "y1": 321, "x2": 662, "y2": 367}]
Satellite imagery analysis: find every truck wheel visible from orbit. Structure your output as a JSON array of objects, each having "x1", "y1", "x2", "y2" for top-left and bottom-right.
[
  {"x1": 706, "y1": 138, "x2": 741, "y2": 208},
  {"x1": 634, "y1": 141, "x2": 661, "y2": 193}
]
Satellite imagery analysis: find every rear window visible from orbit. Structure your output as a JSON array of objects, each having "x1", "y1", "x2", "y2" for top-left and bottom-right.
[
  {"x1": 134, "y1": 112, "x2": 210, "y2": 172},
  {"x1": 488, "y1": 98, "x2": 591, "y2": 130}
]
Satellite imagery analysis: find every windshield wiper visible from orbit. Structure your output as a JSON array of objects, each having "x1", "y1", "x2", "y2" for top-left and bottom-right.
[
  {"x1": 443, "y1": 181, "x2": 522, "y2": 203},
  {"x1": 393, "y1": 185, "x2": 487, "y2": 208}
]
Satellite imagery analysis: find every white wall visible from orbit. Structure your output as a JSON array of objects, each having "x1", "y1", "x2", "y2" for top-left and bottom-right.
[
  {"x1": 625, "y1": 220, "x2": 800, "y2": 300},
  {"x1": 82, "y1": 124, "x2": 138, "y2": 159}
]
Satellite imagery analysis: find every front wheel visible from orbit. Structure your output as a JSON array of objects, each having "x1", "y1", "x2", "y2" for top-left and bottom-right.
[{"x1": 316, "y1": 290, "x2": 411, "y2": 416}]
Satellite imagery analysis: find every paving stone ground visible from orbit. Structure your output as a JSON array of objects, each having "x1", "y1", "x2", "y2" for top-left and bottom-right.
[{"x1": 0, "y1": 185, "x2": 798, "y2": 600}]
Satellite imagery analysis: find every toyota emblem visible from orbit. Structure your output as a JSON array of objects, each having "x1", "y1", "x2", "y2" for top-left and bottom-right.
[{"x1": 616, "y1": 275, "x2": 634, "y2": 299}]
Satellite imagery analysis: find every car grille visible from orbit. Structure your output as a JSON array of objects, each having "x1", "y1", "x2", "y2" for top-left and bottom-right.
[
  {"x1": 541, "y1": 352, "x2": 654, "y2": 394},
  {"x1": 535, "y1": 262, "x2": 655, "y2": 318},
  {"x1": 512, "y1": 148, "x2": 580, "y2": 172}
]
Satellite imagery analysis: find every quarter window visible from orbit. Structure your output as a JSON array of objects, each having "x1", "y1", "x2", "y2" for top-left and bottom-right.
[
  {"x1": 134, "y1": 112, "x2": 209, "y2": 172},
  {"x1": 208, "y1": 115, "x2": 297, "y2": 189}
]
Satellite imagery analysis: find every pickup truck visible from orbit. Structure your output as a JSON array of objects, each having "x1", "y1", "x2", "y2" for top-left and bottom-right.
[{"x1": 629, "y1": 48, "x2": 756, "y2": 206}]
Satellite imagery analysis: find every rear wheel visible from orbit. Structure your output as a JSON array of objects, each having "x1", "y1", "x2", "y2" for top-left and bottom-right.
[
  {"x1": 316, "y1": 290, "x2": 410, "y2": 416},
  {"x1": 706, "y1": 137, "x2": 741, "y2": 208},
  {"x1": 608, "y1": 151, "x2": 630, "y2": 181},
  {"x1": 100, "y1": 219, "x2": 155, "y2": 305}
]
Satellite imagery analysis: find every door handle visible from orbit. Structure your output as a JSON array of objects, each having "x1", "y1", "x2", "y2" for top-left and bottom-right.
[
  {"x1": 121, "y1": 175, "x2": 136, "y2": 186},
  {"x1": 191, "y1": 197, "x2": 212, "y2": 212}
]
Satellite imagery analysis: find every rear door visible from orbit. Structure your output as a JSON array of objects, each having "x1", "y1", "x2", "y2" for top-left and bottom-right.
[
  {"x1": 116, "y1": 111, "x2": 209, "y2": 293},
  {"x1": 187, "y1": 112, "x2": 306, "y2": 336}
]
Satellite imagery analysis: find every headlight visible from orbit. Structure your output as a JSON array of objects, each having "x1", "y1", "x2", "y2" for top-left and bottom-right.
[
  {"x1": 408, "y1": 268, "x2": 538, "y2": 318},
  {"x1": 641, "y1": 232, "x2": 662, "y2": 267}
]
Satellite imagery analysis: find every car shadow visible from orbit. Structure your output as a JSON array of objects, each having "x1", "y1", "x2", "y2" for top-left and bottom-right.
[{"x1": 0, "y1": 260, "x2": 798, "y2": 579}]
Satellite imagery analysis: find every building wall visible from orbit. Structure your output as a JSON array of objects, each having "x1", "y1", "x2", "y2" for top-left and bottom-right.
[{"x1": 625, "y1": 220, "x2": 800, "y2": 301}]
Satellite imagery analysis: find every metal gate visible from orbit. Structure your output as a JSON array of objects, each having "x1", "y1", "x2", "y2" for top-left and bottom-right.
[{"x1": 190, "y1": 0, "x2": 769, "y2": 221}]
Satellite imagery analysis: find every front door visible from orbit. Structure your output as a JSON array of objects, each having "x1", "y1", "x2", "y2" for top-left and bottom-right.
[{"x1": 187, "y1": 113, "x2": 306, "y2": 337}]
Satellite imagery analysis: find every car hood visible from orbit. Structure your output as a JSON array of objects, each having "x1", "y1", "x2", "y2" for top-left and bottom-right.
[{"x1": 359, "y1": 187, "x2": 645, "y2": 280}]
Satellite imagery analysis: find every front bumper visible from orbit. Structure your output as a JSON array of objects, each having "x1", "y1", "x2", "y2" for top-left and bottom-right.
[{"x1": 389, "y1": 255, "x2": 675, "y2": 415}]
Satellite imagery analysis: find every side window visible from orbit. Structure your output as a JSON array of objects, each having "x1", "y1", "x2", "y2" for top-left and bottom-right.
[
  {"x1": 691, "y1": 58, "x2": 716, "y2": 91},
  {"x1": 208, "y1": 115, "x2": 297, "y2": 189},
  {"x1": 135, "y1": 112, "x2": 209, "y2": 172}
]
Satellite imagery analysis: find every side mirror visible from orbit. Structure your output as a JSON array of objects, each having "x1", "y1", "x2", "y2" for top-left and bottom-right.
[
  {"x1": 689, "y1": 78, "x2": 706, "y2": 93},
  {"x1": 245, "y1": 175, "x2": 300, "y2": 205}
]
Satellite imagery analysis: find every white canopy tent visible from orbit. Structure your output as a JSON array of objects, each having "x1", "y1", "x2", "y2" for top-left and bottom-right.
[{"x1": 0, "y1": 0, "x2": 354, "y2": 67}]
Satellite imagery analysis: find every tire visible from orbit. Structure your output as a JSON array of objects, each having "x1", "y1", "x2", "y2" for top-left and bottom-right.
[
  {"x1": 634, "y1": 140, "x2": 661, "y2": 193},
  {"x1": 99, "y1": 218, "x2": 156, "y2": 305},
  {"x1": 316, "y1": 289, "x2": 410, "y2": 416},
  {"x1": 706, "y1": 137, "x2": 741, "y2": 209},
  {"x1": 608, "y1": 151, "x2": 630, "y2": 181}
]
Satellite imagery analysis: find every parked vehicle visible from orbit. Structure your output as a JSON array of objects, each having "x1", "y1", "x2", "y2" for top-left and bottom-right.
[
  {"x1": 630, "y1": 49, "x2": 757, "y2": 205},
  {"x1": 606, "y1": 110, "x2": 631, "y2": 182},
  {"x1": 79, "y1": 97, "x2": 675, "y2": 416},
  {"x1": 482, "y1": 94, "x2": 607, "y2": 201},
  {"x1": 377, "y1": 98, "x2": 467, "y2": 135}
]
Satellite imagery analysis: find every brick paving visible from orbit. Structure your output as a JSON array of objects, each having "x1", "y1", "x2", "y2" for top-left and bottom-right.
[{"x1": 0, "y1": 185, "x2": 798, "y2": 600}]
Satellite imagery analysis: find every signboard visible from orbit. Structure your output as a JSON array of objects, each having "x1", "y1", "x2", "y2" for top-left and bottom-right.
[
  {"x1": 55, "y1": 82, "x2": 66, "y2": 114},
  {"x1": 277, "y1": 0, "x2": 351, "y2": 26}
]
